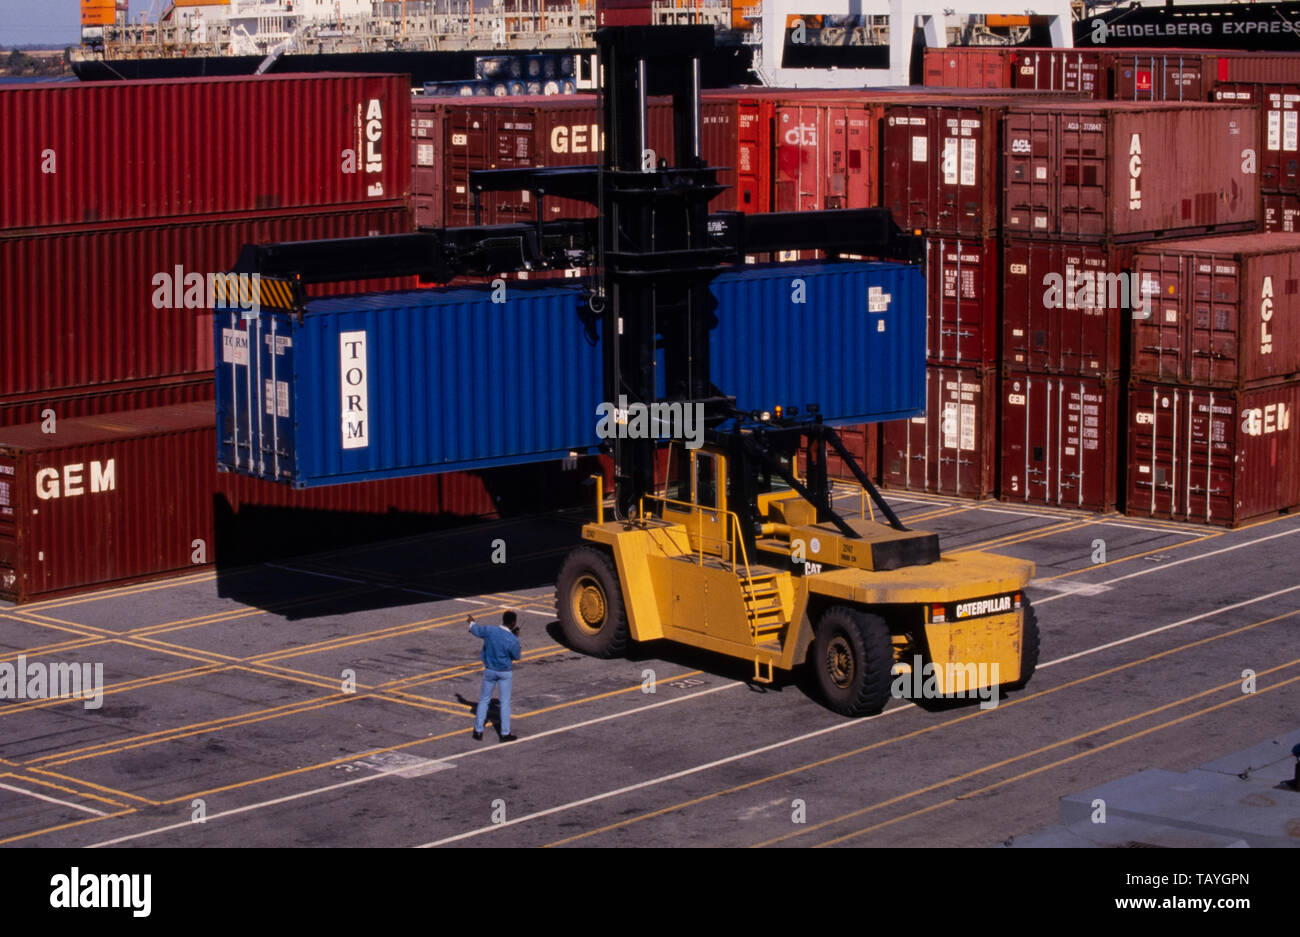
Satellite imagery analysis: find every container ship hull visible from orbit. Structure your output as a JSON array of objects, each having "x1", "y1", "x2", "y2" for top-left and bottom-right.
[{"x1": 70, "y1": 45, "x2": 755, "y2": 87}]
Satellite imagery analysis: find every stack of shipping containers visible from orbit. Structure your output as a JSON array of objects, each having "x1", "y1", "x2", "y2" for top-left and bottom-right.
[
  {"x1": 877, "y1": 96, "x2": 1004, "y2": 498},
  {"x1": 998, "y1": 100, "x2": 1258, "y2": 511},
  {"x1": 0, "y1": 75, "x2": 507, "y2": 603},
  {"x1": 1125, "y1": 234, "x2": 1300, "y2": 525}
]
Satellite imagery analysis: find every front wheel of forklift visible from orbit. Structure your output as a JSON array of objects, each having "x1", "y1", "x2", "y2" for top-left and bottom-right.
[
  {"x1": 812, "y1": 606, "x2": 894, "y2": 717},
  {"x1": 555, "y1": 546, "x2": 630, "y2": 658}
]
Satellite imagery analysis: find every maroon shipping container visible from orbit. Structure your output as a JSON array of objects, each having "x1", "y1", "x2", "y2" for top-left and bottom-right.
[
  {"x1": 1218, "y1": 52, "x2": 1300, "y2": 86},
  {"x1": 1002, "y1": 239, "x2": 1128, "y2": 377},
  {"x1": 926, "y1": 236, "x2": 999, "y2": 367},
  {"x1": 881, "y1": 366, "x2": 997, "y2": 499},
  {"x1": 0, "y1": 402, "x2": 515, "y2": 603},
  {"x1": 1003, "y1": 102, "x2": 1258, "y2": 242},
  {"x1": 701, "y1": 95, "x2": 765, "y2": 212},
  {"x1": 1111, "y1": 50, "x2": 1217, "y2": 101},
  {"x1": 1261, "y1": 84, "x2": 1299, "y2": 195},
  {"x1": 1264, "y1": 193, "x2": 1300, "y2": 232},
  {"x1": 773, "y1": 98, "x2": 878, "y2": 213},
  {"x1": 800, "y1": 423, "x2": 879, "y2": 482},
  {"x1": 596, "y1": 0, "x2": 652, "y2": 27},
  {"x1": 0, "y1": 206, "x2": 414, "y2": 398},
  {"x1": 882, "y1": 102, "x2": 1002, "y2": 238},
  {"x1": 437, "y1": 95, "x2": 674, "y2": 226},
  {"x1": 0, "y1": 74, "x2": 410, "y2": 233},
  {"x1": 1012, "y1": 48, "x2": 1109, "y2": 100},
  {"x1": 1130, "y1": 233, "x2": 1300, "y2": 387},
  {"x1": 1, "y1": 377, "x2": 213, "y2": 429},
  {"x1": 1215, "y1": 82, "x2": 1299, "y2": 194},
  {"x1": 1000, "y1": 371, "x2": 1120, "y2": 511},
  {"x1": 922, "y1": 47, "x2": 1015, "y2": 89},
  {"x1": 1128, "y1": 380, "x2": 1300, "y2": 526}
]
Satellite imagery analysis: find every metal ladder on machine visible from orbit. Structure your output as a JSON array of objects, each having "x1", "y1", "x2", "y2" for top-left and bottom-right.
[{"x1": 741, "y1": 572, "x2": 787, "y2": 684}]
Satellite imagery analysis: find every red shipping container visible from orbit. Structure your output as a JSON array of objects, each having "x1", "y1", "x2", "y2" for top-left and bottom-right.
[
  {"x1": 0, "y1": 206, "x2": 414, "y2": 399},
  {"x1": 1002, "y1": 239, "x2": 1129, "y2": 377},
  {"x1": 1110, "y1": 50, "x2": 1217, "y2": 101},
  {"x1": 798, "y1": 423, "x2": 879, "y2": 482},
  {"x1": 1217, "y1": 52, "x2": 1300, "y2": 86},
  {"x1": 773, "y1": 98, "x2": 878, "y2": 213},
  {"x1": 926, "y1": 235, "x2": 999, "y2": 367},
  {"x1": 1130, "y1": 233, "x2": 1300, "y2": 387},
  {"x1": 1011, "y1": 48, "x2": 1109, "y2": 100},
  {"x1": 701, "y1": 95, "x2": 767, "y2": 213},
  {"x1": 1003, "y1": 102, "x2": 1259, "y2": 242},
  {"x1": 881, "y1": 366, "x2": 997, "y2": 499},
  {"x1": 0, "y1": 74, "x2": 410, "y2": 233},
  {"x1": 1264, "y1": 193, "x2": 1300, "y2": 232},
  {"x1": 0, "y1": 401, "x2": 589, "y2": 603},
  {"x1": 922, "y1": 47, "x2": 1016, "y2": 89},
  {"x1": 1215, "y1": 82, "x2": 1299, "y2": 194},
  {"x1": 1000, "y1": 371, "x2": 1120, "y2": 511},
  {"x1": 883, "y1": 101, "x2": 1002, "y2": 238},
  {"x1": 596, "y1": 0, "x2": 652, "y2": 27},
  {"x1": 437, "y1": 95, "x2": 675, "y2": 226},
  {"x1": 1128, "y1": 380, "x2": 1300, "y2": 526},
  {"x1": 1261, "y1": 84, "x2": 1300, "y2": 195},
  {"x1": 1, "y1": 376, "x2": 213, "y2": 429}
]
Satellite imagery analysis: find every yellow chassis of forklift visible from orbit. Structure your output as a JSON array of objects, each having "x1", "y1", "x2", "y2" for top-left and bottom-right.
[{"x1": 556, "y1": 447, "x2": 1038, "y2": 716}]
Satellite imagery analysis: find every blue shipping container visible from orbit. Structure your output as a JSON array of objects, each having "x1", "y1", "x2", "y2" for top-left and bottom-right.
[
  {"x1": 710, "y1": 262, "x2": 926, "y2": 426},
  {"x1": 215, "y1": 261, "x2": 925, "y2": 487},
  {"x1": 215, "y1": 284, "x2": 602, "y2": 487}
]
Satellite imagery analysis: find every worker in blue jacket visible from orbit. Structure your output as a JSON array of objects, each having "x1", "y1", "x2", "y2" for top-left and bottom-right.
[{"x1": 468, "y1": 611, "x2": 522, "y2": 742}]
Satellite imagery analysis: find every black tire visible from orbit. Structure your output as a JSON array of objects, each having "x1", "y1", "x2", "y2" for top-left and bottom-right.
[
  {"x1": 812, "y1": 606, "x2": 894, "y2": 717},
  {"x1": 555, "y1": 546, "x2": 630, "y2": 658},
  {"x1": 1004, "y1": 597, "x2": 1040, "y2": 691}
]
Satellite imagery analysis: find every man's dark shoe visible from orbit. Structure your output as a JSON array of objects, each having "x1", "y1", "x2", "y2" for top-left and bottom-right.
[
  {"x1": 472, "y1": 730, "x2": 483, "y2": 741},
  {"x1": 500, "y1": 734, "x2": 518, "y2": 743}
]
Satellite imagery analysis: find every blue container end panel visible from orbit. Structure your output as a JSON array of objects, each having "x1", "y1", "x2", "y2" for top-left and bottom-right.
[{"x1": 710, "y1": 261, "x2": 927, "y2": 425}]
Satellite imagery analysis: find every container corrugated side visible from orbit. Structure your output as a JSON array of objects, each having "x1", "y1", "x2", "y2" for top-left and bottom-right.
[
  {"x1": 216, "y1": 284, "x2": 603, "y2": 486},
  {"x1": 0, "y1": 74, "x2": 410, "y2": 232},
  {"x1": 0, "y1": 405, "x2": 216, "y2": 603},
  {"x1": 1, "y1": 377, "x2": 214, "y2": 429},
  {"x1": 1000, "y1": 371, "x2": 1121, "y2": 511},
  {"x1": 709, "y1": 262, "x2": 926, "y2": 424},
  {"x1": 880, "y1": 365, "x2": 997, "y2": 499},
  {"x1": 1219, "y1": 52, "x2": 1300, "y2": 86},
  {"x1": 1003, "y1": 103, "x2": 1259, "y2": 242},
  {"x1": 1127, "y1": 380, "x2": 1300, "y2": 526},
  {"x1": 1002, "y1": 239, "x2": 1129, "y2": 378},
  {"x1": 922, "y1": 47, "x2": 1015, "y2": 89},
  {"x1": 0, "y1": 206, "x2": 414, "y2": 398},
  {"x1": 1131, "y1": 233, "x2": 1300, "y2": 387}
]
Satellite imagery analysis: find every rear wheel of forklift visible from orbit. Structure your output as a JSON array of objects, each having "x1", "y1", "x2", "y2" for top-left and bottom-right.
[
  {"x1": 556, "y1": 545, "x2": 630, "y2": 658},
  {"x1": 1004, "y1": 597, "x2": 1040, "y2": 692},
  {"x1": 812, "y1": 606, "x2": 894, "y2": 717}
]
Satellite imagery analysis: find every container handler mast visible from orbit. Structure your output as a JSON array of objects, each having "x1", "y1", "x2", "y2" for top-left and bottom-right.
[{"x1": 231, "y1": 24, "x2": 1038, "y2": 716}]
